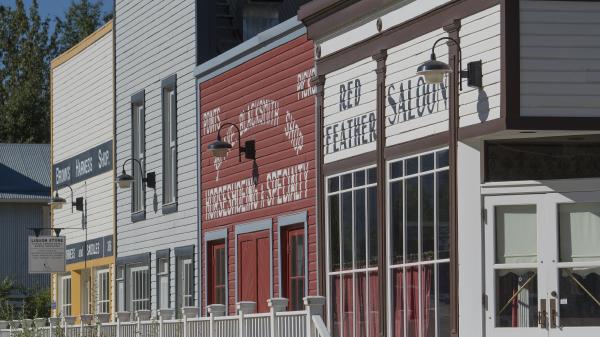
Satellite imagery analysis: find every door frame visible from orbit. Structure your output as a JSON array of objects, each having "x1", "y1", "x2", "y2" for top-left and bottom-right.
[
  {"x1": 277, "y1": 211, "x2": 309, "y2": 307},
  {"x1": 234, "y1": 219, "x2": 273, "y2": 306}
]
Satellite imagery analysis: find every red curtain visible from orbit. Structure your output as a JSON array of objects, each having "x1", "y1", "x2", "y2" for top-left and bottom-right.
[
  {"x1": 394, "y1": 266, "x2": 433, "y2": 337},
  {"x1": 356, "y1": 274, "x2": 367, "y2": 337},
  {"x1": 332, "y1": 276, "x2": 341, "y2": 337},
  {"x1": 422, "y1": 266, "x2": 433, "y2": 337},
  {"x1": 393, "y1": 269, "x2": 405, "y2": 337},
  {"x1": 343, "y1": 275, "x2": 354, "y2": 336},
  {"x1": 369, "y1": 272, "x2": 380, "y2": 337}
]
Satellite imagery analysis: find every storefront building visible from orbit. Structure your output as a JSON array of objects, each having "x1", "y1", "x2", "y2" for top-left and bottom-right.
[
  {"x1": 196, "y1": 18, "x2": 317, "y2": 315},
  {"x1": 113, "y1": 0, "x2": 198, "y2": 316},
  {"x1": 50, "y1": 21, "x2": 115, "y2": 320},
  {"x1": 299, "y1": 0, "x2": 600, "y2": 337}
]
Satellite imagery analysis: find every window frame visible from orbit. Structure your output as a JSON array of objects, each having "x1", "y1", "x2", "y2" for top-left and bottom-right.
[
  {"x1": 131, "y1": 90, "x2": 146, "y2": 221},
  {"x1": 205, "y1": 229, "x2": 228, "y2": 312},
  {"x1": 116, "y1": 253, "x2": 151, "y2": 312},
  {"x1": 277, "y1": 211, "x2": 308, "y2": 311},
  {"x1": 130, "y1": 265, "x2": 150, "y2": 312},
  {"x1": 386, "y1": 148, "x2": 450, "y2": 337},
  {"x1": 161, "y1": 75, "x2": 178, "y2": 213},
  {"x1": 156, "y1": 249, "x2": 171, "y2": 310},
  {"x1": 60, "y1": 274, "x2": 72, "y2": 317},
  {"x1": 96, "y1": 268, "x2": 110, "y2": 314},
  {"x1": 175, "y1": 245, "x2": 195, "y2": 313}
]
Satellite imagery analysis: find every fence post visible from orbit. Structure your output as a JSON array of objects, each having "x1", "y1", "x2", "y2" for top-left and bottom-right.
[
  {"x1": 304, "y1": 296, "x2": 326, "y2": 337},
  {"x1": 137, "y1": 315, "x2": 141, "y2": 337},
  {"x1": 49, "y1": 317, "x2": 61, "y2": 337},
  {"x1": 159, "y1": 315, "x2": 163, "y2": 337},
  {"x1": 268, "y1": 298, "x2": 288, "y2": 337},
  {"x1": 116, "y1": 316, "x2": 121, "y2": 337},
  {"x1": 236, "y1": 302, "x2": 256, "y2": 337},
  {"x1": 207, "y1": 304, "x2": 226, "y2": 337},
  {"x1": 183, "y1": 310, "x2": 188, "y2": 337}
]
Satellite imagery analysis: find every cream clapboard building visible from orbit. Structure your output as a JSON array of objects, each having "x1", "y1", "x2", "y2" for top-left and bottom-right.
[{"x1": 50, "y1": 22, "x2": 115, "y2": 321}]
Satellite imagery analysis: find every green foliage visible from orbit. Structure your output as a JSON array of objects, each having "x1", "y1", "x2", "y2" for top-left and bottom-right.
[
  {"x1": 0, "y1": 0, "x2": 55, "y2": 143},
  {"x1": 0, "y1": 277, "x2": 50, "y2": 320},
  {"x1": 55, "y1": 0, "x2": 108, "y2": 54}
]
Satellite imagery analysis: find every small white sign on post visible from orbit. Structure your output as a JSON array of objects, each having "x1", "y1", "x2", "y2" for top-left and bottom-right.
[{"x1": 28, "y1": 236, "x2": 66, "y2": 273}]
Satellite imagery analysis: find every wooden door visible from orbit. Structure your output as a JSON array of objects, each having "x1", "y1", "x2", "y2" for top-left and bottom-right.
[
  {"x1": 238, "y1": 230, "x2": 271, "y2": 312},
  {"x1": 282, "y1": 225, "x2": 305, "y2": 310},
  {"x1": 208, "y1": 241, "x2": 226, "y2": 305}
]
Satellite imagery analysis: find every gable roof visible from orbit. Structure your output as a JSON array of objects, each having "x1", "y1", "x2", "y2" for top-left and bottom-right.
[{"x1": 0, "y1": 143, "x2": 50, "y2": 202}]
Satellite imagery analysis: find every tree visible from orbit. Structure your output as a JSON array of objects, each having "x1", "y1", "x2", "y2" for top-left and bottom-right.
[
  {"x1": 0, "y1": 0, "x2": 55, "y2": 143},
  {"x1": 55, "y1": 0, "x2": 108, "y2": 54}
]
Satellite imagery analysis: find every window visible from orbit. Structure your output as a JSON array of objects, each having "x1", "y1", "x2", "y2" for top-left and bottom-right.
[
  {"x1": 388, "y1": 149, "x2": 450, "y2": 337},
  {"x1": 96, "y1": 269, "x2": 110, "y2": 314},
  {"x1": 130, "y1": 265, "x2": 150, "y2": 311},
  {"x1": 116, "y1": 266, "x2": 125, "y2": 312},
  {"x1": 131, "y1": 91, "x2": 146, "y2": 215},
  {"x1": 175, "y1": 246, "x2": 194, "y2": 313},
  {"x1": 60, "y1": 275, "x2": 72, "y2": 317},
  {"x1": 157, "y1": 252, "x2": 170, "y2": 310},
  {"x1": 282, "y1": 226, "x2": 305, "y2": 311},
  {"x1": 327, "y1": 166, "x2": 379, "y2": 337},
  {"x1": 162, "y1": 75, "x2": 177, "y2": 209},
  {"x1": 208, "y1": 241, "x2": 226, "y2": 306}
]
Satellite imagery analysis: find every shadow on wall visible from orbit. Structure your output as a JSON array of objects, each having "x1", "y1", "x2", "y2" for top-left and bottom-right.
[{"x1": 477, "y1": 88, "x2": 490, "y2": 122}]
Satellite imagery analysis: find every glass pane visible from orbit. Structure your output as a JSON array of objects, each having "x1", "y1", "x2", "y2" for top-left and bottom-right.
[
  {"x1": 354, "y1": 170, "x2": 365, "y2": 187},
  {"x1": 329, "y1": 195, "x2": 340, "y2": 271},
  {"x1": 421, "y1": 153, "x2": 434, "y2": 172},
  {"x1": 495, "y1": 205, "x2": 537, "y2": 264},
  {"x1": 559, "y1": 202, "x2": 600, "y2": 263},
  {"x1": 391, "y1": 161, "x2": 403, "y2": 179},
  {"x1": 343, "y1": 275, "x2": 354, "y2": 337},
  {"x1": 406, "y1": 178, "x2": 419, "y2": 263},
  {"x1": 356, "y1": 273, "x2": 367, "y2": 337},
  {"x1": 341, "y1": 174, "x2": 353, "y2": 190},
  {"x1": 368, "y1": 271, "x2": 380, "y2": 337},
  {"x1": 422, "y1": 174, "x2": 434, "y2": 261},
  {"x1": 368, "y1": 168, "x2": 377, "y2": 184},
  {"x1": 331, "y1": 276, "x2": 341, "y2": 337},
  {"x1": 406, "y1": 157, "x2": 418, "y2": 175},
  {"x1": 437, "y1": 263, "x2": 450, "y2": 337},
  {"x1": 355, "y1": 189, "x2": 366, "y2": 268},
  {"x1": 341, "y1": 192, "x2": 353, "y2": 270},
  {"x1": 437, "y1": 171, "x2": 449, "y2": 259},
  {"x1": 423, "y1": 264, "x2": 435, "y2": 337},
  {"x1": 390, "y1": 181, "x2": 404, "y2": 265},
  {"x1": 392, "y1": 268, "x2": 405, "y2": 337},
  {"x1": 406, "y1": 266, "x2": 419, "y2": 337},
  {"x1": 368, "y1": 186, "x2": 378, "y2": 267},
  {"x1": 495, "y1": 269, "x2": 538, "y2": 327},
  {"x1": 559, "y1": 267, "x2": 600, "y2": 327},
  {"x1": 329, "y1": 177, "x2": 339, "y2": 193},
  {"x1": 436, "y1": 150, "x2": 449, "y2": 168}
]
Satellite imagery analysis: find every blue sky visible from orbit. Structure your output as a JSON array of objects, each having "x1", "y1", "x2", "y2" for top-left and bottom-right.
[{"x1": 0, "y1": 0, "x2": 113, "y2": 31}]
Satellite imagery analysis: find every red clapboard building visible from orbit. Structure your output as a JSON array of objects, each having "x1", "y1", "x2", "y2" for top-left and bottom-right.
[{"x1": 197, "y1": 21, "x2": 316, "y2": 315}]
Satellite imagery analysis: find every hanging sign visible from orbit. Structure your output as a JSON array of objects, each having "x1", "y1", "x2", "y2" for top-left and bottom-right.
[
  {"x1": 53, "y1": 140, "x2": 113, "y2": 189},
  {"x1": 28, "y1": 236, "x2": 66, "y2": 273}
]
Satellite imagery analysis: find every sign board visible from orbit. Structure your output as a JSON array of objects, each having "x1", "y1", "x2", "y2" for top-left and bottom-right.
[
  {"x1": 52, "y1": 140, "x2": 113, "y2": 189},
  {"x1": 28, "y1": 236, "x2": 66, "y2": 273},
  {"x1": 65, "y1": 235, "x2": 114, "y2": 264}
]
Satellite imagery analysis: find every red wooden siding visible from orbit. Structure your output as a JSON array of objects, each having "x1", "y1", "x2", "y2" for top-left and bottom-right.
[{"x1": 199, "y1": 35, "x2": 316, "y2": 314}]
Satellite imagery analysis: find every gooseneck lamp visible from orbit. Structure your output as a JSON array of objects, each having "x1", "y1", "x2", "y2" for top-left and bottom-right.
[
  {"x1": 416, "y1": 36, "x2": 482, "y2": 90},
  {"x1": 116, "y1": 158, "x2": 156, "y2": 189},
  {"x1": 208, "y1": 122, "x2": 256, "y2": 161},
  {"x1": 49, "y1": 185, "x2": 84, "y2": 213}
]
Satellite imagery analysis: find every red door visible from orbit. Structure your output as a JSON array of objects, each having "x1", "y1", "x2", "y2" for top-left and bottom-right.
[
  {"x1": 208, "y1": 241, "x2": 226, "y2": 305},
  {"x1": 238, "y1": 230, "x2": 270, "y2": 312},
  {"x1": 282, "y1": 226, "x2": 305, "y2": 310}
]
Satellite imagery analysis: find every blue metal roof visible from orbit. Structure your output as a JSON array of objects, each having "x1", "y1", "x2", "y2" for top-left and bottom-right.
[{"x1": 0, "y1": 143, "x2": 50, "y2": 201}]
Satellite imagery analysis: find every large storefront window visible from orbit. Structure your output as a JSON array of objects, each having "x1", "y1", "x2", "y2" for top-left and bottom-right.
[
  {"x1": 327, "y1": 166, "x2": 379, "y2": 337},
  {"x1": 388, "y1": 149, "x2": 450, "y2": 337}
]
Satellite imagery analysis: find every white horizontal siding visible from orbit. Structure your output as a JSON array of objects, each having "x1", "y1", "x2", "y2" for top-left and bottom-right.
[
  {"x1": 520, "y1": 0, "x2": 600, "y2": 117},
  {"x1": 51, "y1": 30, "x2": 114, "y2": 256},
  {"x1": 323, "y1": 57, "x2": 377, "y2": 164},
  {"x1": 115, "y1": 0, "x2": 198, "y2": 311},
  {"x1": 385, "y1": 28, "x2": 449, "y2": 146},
  {"x1": 459, "y1": 5, "x2": 501, "y2": 127},
  {"x1": 52, "y1": 33, "x2": 113, "y2": 162}
]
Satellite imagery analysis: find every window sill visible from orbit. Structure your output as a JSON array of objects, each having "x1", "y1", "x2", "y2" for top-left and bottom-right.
[
  {"x1": 131, "y1": 210, "x2": 146, "y2": 223},
  {"x1": 162, "y1": 202, "x2": 178, "y2": 215}
]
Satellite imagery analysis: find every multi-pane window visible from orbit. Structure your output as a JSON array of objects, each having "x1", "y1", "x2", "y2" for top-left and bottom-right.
[
  {"x1": 162, "y1": 77, "x2": 177, "y2": 207},
  {"x1": 131, "y1": 93, "x2": 146, "y2": 214},
  {"x1": 327, "y1": 167, "x2": 379, "y2": 337},
  {"x1": 60, "y1": 275, "x2": 72, "y2": 317},
  {"x1": 282, "y1": 226, "x2": 305, "y2": 310},
  {"x1": 388, "y1": 149, "x2": 450, "y2": 337},
  {"x1": 116, "y1": 266, "x2": 125, "y2": 312},
  {"x1": 130, "y1": 265, "x2": 150, "y2": 311},
  {"x1": 208, "y1": 241, "x2": 226, "y2": 305},
  {"x1": 177, "y1": 257, "x2": 194, "y2": 309},
  {"x1": 158, "y1": 257, "x2": 170, "y2": 309},
  {"x1": 96, "y1": 269, "x2": 110, "y2": 314}
]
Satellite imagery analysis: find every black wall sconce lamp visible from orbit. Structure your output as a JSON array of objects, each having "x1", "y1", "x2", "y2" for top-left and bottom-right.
[
  {"x1": 116, "y1": 158, "x2": 156, "y2": 189},
  {"x1": 208, "y1": 122, "x2": 256, "y2": 161},
  {"x1": 49, "y1": 185, "x2": 84, "y2": 213},
  {"x1": 416, "y1": 36, "x2": 482, "y2": 90}
]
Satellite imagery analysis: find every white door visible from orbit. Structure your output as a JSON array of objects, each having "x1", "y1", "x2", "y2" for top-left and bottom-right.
[{"x1": 485, "y1": 192, "x2": 600, "y2": 337}]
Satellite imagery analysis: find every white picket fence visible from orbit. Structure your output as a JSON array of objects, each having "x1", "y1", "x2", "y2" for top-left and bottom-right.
[{"x1": 0, "y1": 297, "x2": 329, "y2": 337}]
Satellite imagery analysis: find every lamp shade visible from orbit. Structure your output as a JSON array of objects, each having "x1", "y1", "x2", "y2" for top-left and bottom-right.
[
  {"x1": 208, "y1": 138, "x2": 232, "y2": 158},
  {"x1": 416, "y1": 59, "x2": 452, "y2": 84},
  {"x1": 116, "y1": 171, "x2": 134, "y2": 189},
  {"x1": 49, "y1": 192, "x2": 67, "y2": 209}
]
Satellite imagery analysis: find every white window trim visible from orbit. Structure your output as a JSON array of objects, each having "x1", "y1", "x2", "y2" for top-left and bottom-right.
[
  {"x1": 60, "y1": 275, "x2": 72, "y2": 317},
  {"x1": 130, "y1": 265, "x2": 150, "y2": 311},
  {"x1": 96, "y1": 269, "x2": 110, "y2": 314}
]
